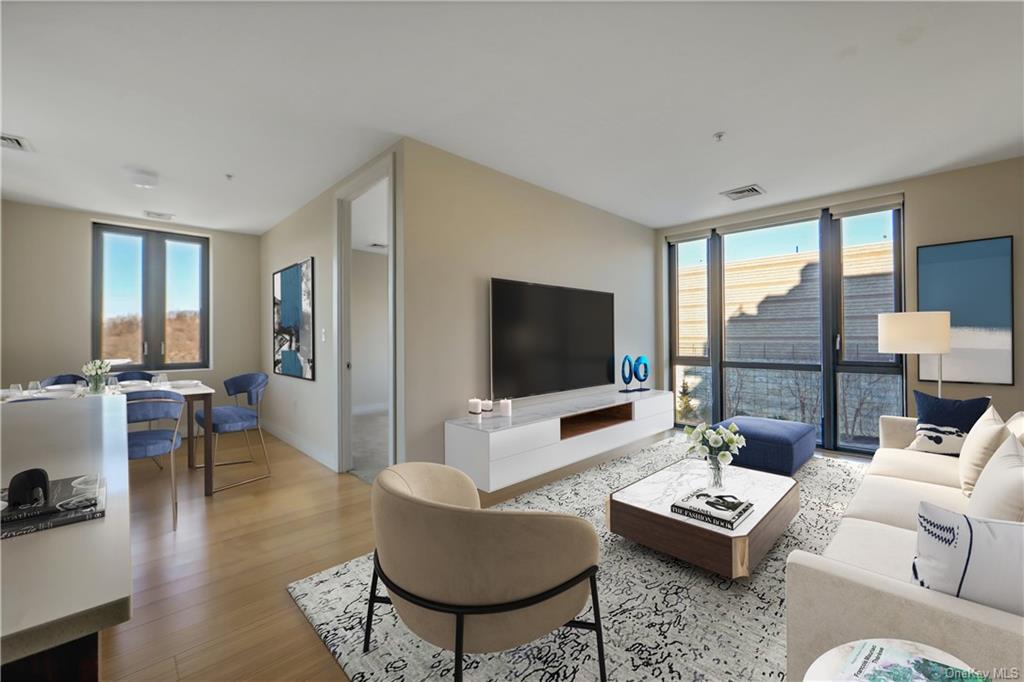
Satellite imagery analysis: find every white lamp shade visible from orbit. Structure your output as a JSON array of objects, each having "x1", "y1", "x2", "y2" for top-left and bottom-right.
[{"x1": 878, "y1": 311, "x2": 951, "y2": 354}]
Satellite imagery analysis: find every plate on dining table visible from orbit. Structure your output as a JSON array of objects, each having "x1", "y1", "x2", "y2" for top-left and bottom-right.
[
  {"x1": 5, "y1": 394, "x2": 55, "y2": 402},
  {"x1": 169, "y1": 380, "x2": 202, "y2": 388},
  {"x1": 44, "y1": 383, "x2": 78, "y2": 391},
  {"x1": 118, "y1": 380, "x2": 151, "y2": 387}
]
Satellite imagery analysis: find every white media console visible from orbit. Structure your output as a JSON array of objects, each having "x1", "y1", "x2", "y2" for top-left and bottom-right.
[{"x1": 444, "y1": 389, "x2": 674, "y2": 492}]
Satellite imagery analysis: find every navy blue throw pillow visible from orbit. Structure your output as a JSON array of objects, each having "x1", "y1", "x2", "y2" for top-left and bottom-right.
[{"x1": 909, "y1": 391, "x2": 991, "y2": 455}]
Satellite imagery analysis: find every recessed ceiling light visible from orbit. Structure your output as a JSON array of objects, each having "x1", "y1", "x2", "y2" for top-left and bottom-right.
[
  {"x1": 144, "y1": 210, "x2": 174, "y2": 221},
  {"x1": 132, "y1": 170, "x2": 158, "y2": 189}
]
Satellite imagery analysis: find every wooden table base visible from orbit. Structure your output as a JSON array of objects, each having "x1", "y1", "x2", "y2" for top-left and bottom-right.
[{"x1": 608, "y1": 481, "x2": 800, "y2": 578}]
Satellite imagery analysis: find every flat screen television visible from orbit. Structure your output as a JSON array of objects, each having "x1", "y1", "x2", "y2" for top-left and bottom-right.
[{"x1": 490, "y1": 278, "x2": 614, "y2": 399}]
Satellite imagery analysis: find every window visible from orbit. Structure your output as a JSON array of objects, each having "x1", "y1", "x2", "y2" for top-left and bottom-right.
[
  {"x1": 93, "y1": 224, "x2": 209, "y2": 369},
  {"x1": 834, "y1": 209, "x2": 904, "y2": 449},
  {"x1": 667, "y1": 206, "x2": 904, "y2": 453},
  {"x1": 723, "y1": 220, "x2": 821, "y2": 364},
  {"x1": 669, "y1": 238, "x2": 713, "y2": 425},
  {"x1": 722, "y1": 220, "x2": 824, "y2": 439}
]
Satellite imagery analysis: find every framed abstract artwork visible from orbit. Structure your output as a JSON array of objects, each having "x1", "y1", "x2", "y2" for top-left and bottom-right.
[
  {"x1": 273, "y1": 257, "x2": 315, "y2": 380},
  {"x1": 917, "y1": 236, "x2": 1013, "y2": 385}
]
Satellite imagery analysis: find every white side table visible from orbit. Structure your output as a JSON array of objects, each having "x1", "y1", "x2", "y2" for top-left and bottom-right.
[{"x1": 806, "y1": 639, "x2": 974, "y2": 681}]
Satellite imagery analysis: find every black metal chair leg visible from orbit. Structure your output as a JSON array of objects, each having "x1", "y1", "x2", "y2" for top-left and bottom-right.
[
  {"x1": 590, "y1": 574, "x2": 607, "y2": 682},
  {"x1": 454, "y1": 613, "x2": 464, "y2": 682},
  {"x1": 363, "y1": 567, "x2": 380, "y2": 653}
]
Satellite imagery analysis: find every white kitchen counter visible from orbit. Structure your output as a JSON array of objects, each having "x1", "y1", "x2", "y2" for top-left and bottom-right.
[{"x1": 1, "y1": 396, "x2": 131, "y2": 664}]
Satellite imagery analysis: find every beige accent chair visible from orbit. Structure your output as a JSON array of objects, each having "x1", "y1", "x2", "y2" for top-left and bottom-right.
[{"x1": 364, "y1": 462, "x2": 606, "y2": 680}]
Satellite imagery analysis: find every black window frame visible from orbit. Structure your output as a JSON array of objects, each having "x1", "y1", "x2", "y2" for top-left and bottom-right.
[
  {"x1": 92, "y1": 222, "x2": 210, "y2": 371},
  {"x1": 668, "y1": 206, "x2": 905, "y2": 454},
  {"x1": 668, "y1": 235, "x2": 717, "y2": 426},
  {"x1": 828, "y1": 207, "x2": 905, "y2": 452}
]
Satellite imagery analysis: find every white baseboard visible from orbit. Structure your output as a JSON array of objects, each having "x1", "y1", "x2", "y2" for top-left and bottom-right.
[
  {"x1": 351, "y1": 402, "x2": 388, "y2": 416},
  {"x1": 261, "y1": 419, "x2": 339, "y2": 473}
]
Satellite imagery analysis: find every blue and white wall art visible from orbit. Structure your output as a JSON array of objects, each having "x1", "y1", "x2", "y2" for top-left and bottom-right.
[
  {"x1": 273, "y1": 257, "x2": 315, "y2": 380},
  {"x1": 917, "y1": 236, "x2": 1013, "y2": 385}
]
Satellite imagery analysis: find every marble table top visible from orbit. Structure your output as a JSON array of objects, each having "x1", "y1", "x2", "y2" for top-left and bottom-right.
[{"x1": 611, "y1": 458, "x2": 797, "y2": 537}]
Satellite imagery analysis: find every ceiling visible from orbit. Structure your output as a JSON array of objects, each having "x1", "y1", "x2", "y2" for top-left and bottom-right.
[{"x1": 3, "y1": 2, "x2": 1021, "y2": 234}]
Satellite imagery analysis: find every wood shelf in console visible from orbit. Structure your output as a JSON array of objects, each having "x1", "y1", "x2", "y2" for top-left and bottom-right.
[{"x1": 560, "y1": 403, "x2": 633, "y2": 440}]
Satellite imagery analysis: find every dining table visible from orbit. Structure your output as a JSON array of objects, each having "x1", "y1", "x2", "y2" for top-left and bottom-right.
[{"x1": 2, "y1": 381, "x2": 221, "y2": 497}]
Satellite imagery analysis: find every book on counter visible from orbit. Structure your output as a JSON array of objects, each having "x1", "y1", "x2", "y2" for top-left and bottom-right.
[
  {"x1": 671, "y1": 487, "x2": 753, "y2": 530},
  {"x1": 839, "y1": 640, "x2": 988, "y2": 681},
  {"x1": 1, "y1": 475, "x2": 106, "y2": 539}
]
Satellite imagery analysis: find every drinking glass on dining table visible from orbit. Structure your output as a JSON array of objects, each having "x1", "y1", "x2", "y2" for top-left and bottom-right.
[
  {"x1": 27, "y1": 380, "x2": 41, "y2": 394},
  {"x1": 105, "y1": 376, "x2": 120, "y2": 393},
  {"x1": 9, "y1": 383, "x2": 23, "y2": 397},
  {"x1": 76, "y1": 380, "x2": 88, "y2": 396},
  {"x1": 155, "y1": 373, "x2": 169, "y2": 387}
]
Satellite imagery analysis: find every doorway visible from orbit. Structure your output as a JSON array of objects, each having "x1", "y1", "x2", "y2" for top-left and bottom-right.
[{"x1": 338, "y1": 159, "x2": 396, "y2": 482}]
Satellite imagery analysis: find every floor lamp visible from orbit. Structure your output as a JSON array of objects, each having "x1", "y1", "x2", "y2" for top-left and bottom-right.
[{"x1": 878, "y1": 311, "x2": 952, "y2": 397}]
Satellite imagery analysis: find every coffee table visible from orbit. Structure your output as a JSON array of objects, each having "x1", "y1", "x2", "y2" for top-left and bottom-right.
[{"x1": 608, "y1": 458, "x2": 800, "y2": 578}]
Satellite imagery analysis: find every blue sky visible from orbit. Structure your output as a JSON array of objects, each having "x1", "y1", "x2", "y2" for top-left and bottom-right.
[
  {"x1": 677, "y1": 210, "x2": 893, "y2": 266},
  {"x1": 102, "y1": 234, "x2": 200, "y2": 317}
]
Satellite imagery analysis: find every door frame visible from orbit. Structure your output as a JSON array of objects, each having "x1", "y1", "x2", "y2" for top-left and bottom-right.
[{"x1": 334, "y1": 152, "x2": 400, "y2": 472}]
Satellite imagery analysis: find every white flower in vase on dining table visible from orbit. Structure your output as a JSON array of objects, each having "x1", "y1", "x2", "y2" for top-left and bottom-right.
[
  {"x1": 82, "y1": 359, "x2": 112, "y2": 394},
  {"x1": 81, "y1": 359, "x2": 112, "y2": 378}
]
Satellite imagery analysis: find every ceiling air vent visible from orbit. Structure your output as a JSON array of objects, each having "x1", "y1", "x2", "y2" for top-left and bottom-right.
[
  {"x1": 720, "y1": 184, "x2": 765, "y2": 201},
  {"x1": 1, "y1": 133, "x2": 32, "y2": 152},
  {"x1": 144, "y1": 210, "x2": 175, "y2": 221}
]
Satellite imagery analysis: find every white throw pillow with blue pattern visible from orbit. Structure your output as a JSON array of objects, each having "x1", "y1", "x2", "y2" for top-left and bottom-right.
[{"x1": 912, "y1": 500, "x2": 1024, "y2": 616}]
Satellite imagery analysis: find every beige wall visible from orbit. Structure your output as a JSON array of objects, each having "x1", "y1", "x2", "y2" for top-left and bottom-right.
[
  {"x1": 402, "y1": 139, "x2": 657, "y2": 463},
  {"x1": 258, "y1": 144, "x2": 399, "y2": 471},
  {"x1": 656, "y1": 156, "x2": 1024, "y2": 417},
  {"x1": 259, "y1": 185, "x2": 340, "y2": 469},
  {"x1": 351, "y1": 250, "x2": 389, "y2": 411},
  {"x1": 0, "y1": 200, "x2": 261, "y2": 399}
]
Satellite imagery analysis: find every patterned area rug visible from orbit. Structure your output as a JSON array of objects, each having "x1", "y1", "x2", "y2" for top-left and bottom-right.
[{"x1": 288, "y1": 437, "x2": 866, "y2": 680}]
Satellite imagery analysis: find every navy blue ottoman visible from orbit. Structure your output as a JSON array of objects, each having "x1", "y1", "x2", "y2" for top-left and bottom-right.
[{"x1": 713, "y1": 416, "x2": 816, "y2": 476}]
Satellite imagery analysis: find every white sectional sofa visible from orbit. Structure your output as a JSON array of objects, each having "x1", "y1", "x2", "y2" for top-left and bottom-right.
[{"x1": 786, "y1": 415, "x2": 1024, "y2": 680}]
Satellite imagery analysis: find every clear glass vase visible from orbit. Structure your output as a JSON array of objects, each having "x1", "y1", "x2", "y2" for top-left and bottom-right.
[
  {"x1": 707, "y1": 460, "x2": 724, "y2": 490},
  {"x1": 88, "y1": 375, "x2": 106, "y2": 394}
]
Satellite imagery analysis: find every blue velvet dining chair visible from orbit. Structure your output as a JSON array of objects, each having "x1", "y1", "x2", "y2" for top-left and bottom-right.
[
  {"x1": 194, "y1": 372, "x2": 271, "y2": 492},
  {"x1": 115, "y1": 371, "x2": 155, "y2": 382},
  {"x1": 127, "y1": 390, "x2": 185, "y2": 530},
  {"x1": 40, "y1": 373, "x2": 85, "y2": 388}
]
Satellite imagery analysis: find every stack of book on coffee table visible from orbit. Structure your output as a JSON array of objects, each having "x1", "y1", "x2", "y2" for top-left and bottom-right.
[{"x1": 671, "y1": 487, "x2": 753, "y2": 530}]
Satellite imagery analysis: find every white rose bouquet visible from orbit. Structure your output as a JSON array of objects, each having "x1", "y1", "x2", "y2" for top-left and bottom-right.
[
  {"x1": 82, "y1": 359, "x2": 112, "y2": 394},
  {"x1": 682, "y1": 421, "x2": 746, "y2": 489}
]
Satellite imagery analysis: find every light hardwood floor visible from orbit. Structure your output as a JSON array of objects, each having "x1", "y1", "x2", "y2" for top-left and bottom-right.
[
  {"x1": 102, "y1": 429, "x2": 673, "y2": 681},
  {"x1": 101, "y1": 432, "x2": 366, "y2": 681}
]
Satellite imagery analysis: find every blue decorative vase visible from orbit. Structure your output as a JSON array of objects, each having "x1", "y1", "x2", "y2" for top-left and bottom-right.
[
  {"x1": 620, "y1": 355, "x2": 634, "y2": 392},
  {"x1": 632, "y1": 355, "x2": 650, "y2": 391}
]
